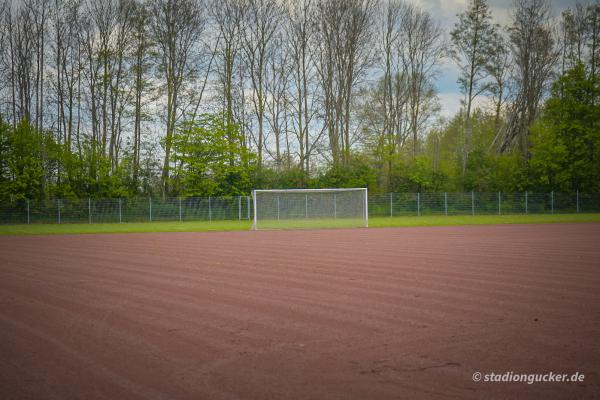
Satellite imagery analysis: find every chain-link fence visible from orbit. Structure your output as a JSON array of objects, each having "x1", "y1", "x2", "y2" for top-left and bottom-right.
[
  {"x1": 0, "y1": 192, "x2": 598, "y2": 225},
  {"x1": 368, "y1": 192, "x2": 600, "y2": 217},
  {"x1": 0, "y1": 196, "x2": 252, "y2": 225}
]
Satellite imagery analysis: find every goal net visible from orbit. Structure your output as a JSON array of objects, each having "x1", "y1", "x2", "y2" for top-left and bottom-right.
[{"x1": 252, "y1": 188, "x2": 368, "y2": 230}]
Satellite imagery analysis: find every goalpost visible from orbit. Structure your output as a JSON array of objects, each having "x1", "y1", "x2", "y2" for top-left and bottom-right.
[{"x1": 252, "y1": 188, "x2": 368, "y2": 230}]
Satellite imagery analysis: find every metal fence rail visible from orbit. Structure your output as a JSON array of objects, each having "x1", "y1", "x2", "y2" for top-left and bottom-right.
[{"x1": 0, "y1": 192, "x2": 598, "y2": 225}]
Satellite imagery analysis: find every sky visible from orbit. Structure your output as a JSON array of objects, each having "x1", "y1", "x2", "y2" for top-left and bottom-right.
[{"x1": 406, "y1": 0, "x2": 579, "y2": 118}]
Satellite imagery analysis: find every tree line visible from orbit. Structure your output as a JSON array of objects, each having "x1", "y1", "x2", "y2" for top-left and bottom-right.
[{"x1": 0, "y1": 0, "x2": 599, "y2": 202}]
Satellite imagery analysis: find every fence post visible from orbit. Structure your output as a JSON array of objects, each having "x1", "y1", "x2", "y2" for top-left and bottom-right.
[
  {"x1": 471, "y1": 191, "x2": 475, "y2": 216},
  {"x1": 444, "y1": 192, "x2": 448, "y2": 216},
  {"x1": 252, "y1": 191, "x2": 257, "y2": 229},
  {"x1": 179, "y1": 197, "x2": 183, "y2": 222},
  {"x1": 551, "y1": 191, "x2": 554, "y2": 214},
  {"x1": 149, "y1": 197, "x2": 152, "y2": 222},
  {"x1": 58, "y1": 199, "x2": 61, "y2": 224},
  {"x1": 27, "y1": 199, "x2": 30, "y2": 224},
  {"x1": 498, "y1": 192, "x2": 501, "y2": 215},
  {"x1": 390, "y1": 193, "x2": 393, "y2": 217},
  {"x1": 88, "y1": 198, "x2": 91, "y2": 224},
  {"x1": 525, "y1": 191, "x2": 528, "y2": 214},
  {"x1": 277, "y1": 196, "x2": 280, "y2": 220},
  {"x1": 364, "y1": 188, "x2": 369, "y2": 227},
  {"x1": 576, "y1": 190, "x2": 580, "y2": 213},
  {"x1": 208, "y1": 196, "x2": 212, "y2": 221},
  {"x1": 417, "y1": 192, "x2": 420, "y2": 216},
  {"x1": 305, "y1": 194, "x2": 308, "y2": 218},
  {"x1": 119, "y1": 198, "x2": 122, "y2": 223},
  {"x1": 238, "y1": 196, "x2": 241, "y2": 220},
  {"x1": 247, "y1": 196, "x2": 250, "y2": 220},
  {"x1": 334, "y1": 193, "x2": 337, "y2": 219}
]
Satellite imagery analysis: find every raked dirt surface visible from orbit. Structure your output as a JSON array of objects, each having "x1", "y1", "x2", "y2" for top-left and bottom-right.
[{"x1": 1, "y1": 223, "x2": 599, "y2": 399}]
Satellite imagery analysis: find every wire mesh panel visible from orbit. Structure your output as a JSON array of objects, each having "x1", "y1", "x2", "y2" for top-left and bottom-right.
[
  {"x1": 150, "y1": 198, "x2": 178, "y2": 221},
  {"x1": 499, "y1": 192, "x2": 525, "y2": 214},
  {"x1": 0, "y1": 199, "x2": 29, "y2": 224},
  {"x1": 90, "y1": 199, "x2": 120, "y2": 223},
  {"x1": 473, "y1": 192, "x2": 497, "y2": 215},
  {"x1": 580, "y1": 192, "x2": 600, "y2": 213},
  {"x1": 238, "y1": 196, "x2": 252, "y2": 220},
  {"x1": 368, "y1": 194, "x2": 392, "y2": 217},
  {"x1": 183, "y1": 197, "x2": 210, "y2": 221},
  {"x1": 420, "y1": 193, "x2": 446, "y2": 215},
  {"x1": 446, "y1": 193, "x2": 473, "y2": 215},
  {"x1": 391, "y1": 192, "x2": 418, "y2": 216},
  {"x1": 526, "y1": 192, "x2": 552, "y2": 214},
  {"x1": 554, "y1": 192, "x2": 578, "y2": 213},
  {"x1": 119, "y1": 198, "x2": 145, "y2": 222},
  {"x1": 59, "y1": 198, "x2": 89, "y2": 223},
  {"x1": 253, "y1": 188, "x2": 367, "y2": 230},
  {"x1": 209, "y1": 197, "x2": 237, "y2": 220},
  {"x1": 28, "y1": 199, "x2": 59, "y2": 224}
]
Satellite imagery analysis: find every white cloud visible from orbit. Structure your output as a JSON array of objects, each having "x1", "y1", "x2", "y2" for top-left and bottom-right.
[{"x1": 437, "y1": 92, "x2": 463, "y2": 118}]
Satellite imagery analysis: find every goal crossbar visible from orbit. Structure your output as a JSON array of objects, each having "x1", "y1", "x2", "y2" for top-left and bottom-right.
[{"x1": 253, "y1": 188, "x2": 366, "y2": 193}]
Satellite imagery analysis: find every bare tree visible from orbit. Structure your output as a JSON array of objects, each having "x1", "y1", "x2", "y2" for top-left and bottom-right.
[
  {"x1": 151, "y1": 0, "x2": 206, "y2": 195},
  {"x1": 450, "y1": 0, "x2": 497, "y2": 174},
  {"x1": 264, "y1": 30, "x2": 291, "y2": 168},
  {"x1": 108, "y1": 0, "x2": 136, "y2": 170},
  {"x1": 589, "y1": 4, "x2": 600, "y2": 84},
  {"x1": 48, "y1": 0, "x2": 85, "y2": 190},
  {"x1": 79, "y1": 4, "x2": 102, "y2": 173},
  {"x1": 560, "y1": 3, "x2": 589, "y2": 72},
  {"x1": 347, "y1": 0, "x2": 443, "y2": 182},
  {"x1": 0, "y1": 1, "x2": 8, "y2": 117},
  {"x1": 3, "y1": 2, "x2": 36, "y2": 125},
  {"x1": 400, "y1": 3, "x2": 444, "y2": 159},
  {"x1": 286, "y1": 0, "x2": 321, "y2": 174},
  {"x1": 498, "y1": 0, "x2": 558, "y2": 154},
  {"x1": 242, "y1": 0, "x2": 281, "y2": 168},
  {"x1": 0, "y1": 0, "x2": 17, "y2": 124},
  {"x1": 313, "y1": 0, "x2": 377, "y2": 167},
  {"x1": 486, "y1": 29, "x2": 510, "y2": 134},
  {"x1": 75, "y1": 0, "x2": 137, "y2": 176},
  {"x1": 364, "y1": 0, "x2": 409, "y2": 187},
  {"x1": 211, "y1": 0, "x2": 245, "y2": 163},
  {"x1": 131, "y1": 0, "x2": 152, "y2": 185},
  {"x1": 560, "y1": 2, "x2": 600, "y2": 84},
  {"x1": 88, "y1": 0, "x2": 118, "y2": 160},
  {"x1": 1, "y1": 0, "x2": 51, "y2": 133}
]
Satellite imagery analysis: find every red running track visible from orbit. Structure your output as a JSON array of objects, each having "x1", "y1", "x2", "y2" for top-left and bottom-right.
[{"x1": 1, "y1": 223, "x2": 599, "y2": 399}]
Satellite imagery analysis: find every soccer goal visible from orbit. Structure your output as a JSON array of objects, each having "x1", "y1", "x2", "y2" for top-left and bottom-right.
[{"x1": 252, "y1": 188, "x2": 368, "y2": 230}]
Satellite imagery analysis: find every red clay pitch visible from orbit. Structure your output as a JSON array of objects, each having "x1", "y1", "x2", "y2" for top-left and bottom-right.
[{"x1": 1, "y1": 223, "x2": 599, "y2": 399}]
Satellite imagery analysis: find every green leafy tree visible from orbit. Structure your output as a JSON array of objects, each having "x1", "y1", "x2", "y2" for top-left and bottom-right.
[
  {"x1": 252, "y1": 166, "x2": 310, "y2": 190},
  {"x1": 3, "y1": 120, "x2": 48, "y2": 201},
  {"x1": 171, "y1": 114, "x2": 255, "y2": 196},
  {"x1": 530, "y1": 63, "x2": 600, "y2": 191},
  {"x1": 316, "y1": 155, "x2": 378, "y2": 191},
  {"x1": 465, "y1": 151, "x2": 527, "y2": 191},
  {"x1": 407, "y1": 156, "x2": 448, "y2": 191},
  {"x1": 0, "y1": 117, "x2": 11, "y2": 200},
  {"x1": 529, "y1": 121, "x2": 570, "y2": 190}
]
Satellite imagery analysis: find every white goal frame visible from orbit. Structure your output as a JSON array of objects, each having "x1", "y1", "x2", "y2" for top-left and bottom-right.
[{"x1": 252, "y1": 188, "x2": 368, "y2": 230}]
